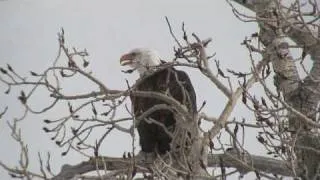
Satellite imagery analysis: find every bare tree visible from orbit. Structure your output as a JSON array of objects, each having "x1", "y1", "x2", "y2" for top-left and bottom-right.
[{"x1": 1, "y1": 0, "x2": 319, "y2": 179}]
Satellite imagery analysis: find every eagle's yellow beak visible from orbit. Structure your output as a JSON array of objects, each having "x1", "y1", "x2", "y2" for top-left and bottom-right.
[{"x1": 120, "y1": 53, "x2": 133, "y2": 66}]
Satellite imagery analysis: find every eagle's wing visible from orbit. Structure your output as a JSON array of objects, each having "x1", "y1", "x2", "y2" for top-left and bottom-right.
[{"x1": 170, "y1": 69, "x2": 197, "y2": 115}]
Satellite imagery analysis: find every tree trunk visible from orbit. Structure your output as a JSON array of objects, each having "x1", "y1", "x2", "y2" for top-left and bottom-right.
[{"x1": 233, "y1": 0, "x2": 320, "y2": 179}]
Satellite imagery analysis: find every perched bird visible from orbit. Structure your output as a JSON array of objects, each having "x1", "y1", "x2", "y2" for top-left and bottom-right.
[{"x1": 120, "y1": 48, "x2": 197, "y2": 154}]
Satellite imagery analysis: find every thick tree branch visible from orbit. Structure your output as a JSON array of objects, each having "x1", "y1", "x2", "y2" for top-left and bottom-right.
[
  {"x1": 50, "y1": 151, "x2": 296, "y2": 180},
  {"x1": 207, "y1": 152, "x2": 295, "y2": 177}
]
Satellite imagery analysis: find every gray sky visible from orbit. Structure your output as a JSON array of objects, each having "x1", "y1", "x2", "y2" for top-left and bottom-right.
[{"x1": 0, "y1": 1, "x2": 261, "y2": 179}]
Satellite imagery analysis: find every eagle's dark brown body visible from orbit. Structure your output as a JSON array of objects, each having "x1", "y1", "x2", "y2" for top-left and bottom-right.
[{"x1": 131, "y1": 67, "x2": 197, "y2": 154}]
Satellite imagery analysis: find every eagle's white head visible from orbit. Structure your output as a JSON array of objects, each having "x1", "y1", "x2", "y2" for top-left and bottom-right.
[{"x1": 120, "y1": 48, "x2": 162, "y2": 76}]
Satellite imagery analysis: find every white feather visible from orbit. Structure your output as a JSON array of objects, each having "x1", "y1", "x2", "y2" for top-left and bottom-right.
[{"x1": 128, "y1": 48, "x2": 162, "y2": 76}]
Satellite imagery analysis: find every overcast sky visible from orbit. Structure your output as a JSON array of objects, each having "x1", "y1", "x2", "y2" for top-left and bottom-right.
[{"x1": 0, "y1": 1, "x2": 263, "y2": 179}]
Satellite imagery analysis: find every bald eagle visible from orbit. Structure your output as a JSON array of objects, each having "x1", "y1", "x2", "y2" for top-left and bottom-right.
[{"x1": 120, "y1": 48, "x2": 197, "y2": 154}]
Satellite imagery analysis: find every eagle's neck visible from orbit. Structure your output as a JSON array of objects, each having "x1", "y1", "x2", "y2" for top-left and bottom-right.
[
  {"x1": 137, "y1": 67, "x2": 149, "y2": 76},
  {"x1": 137, "y1": 66, "x2": 157, "y2": 77},
  {"x1": 137, "y1": 57, "x2": 161, "y2": 76}
]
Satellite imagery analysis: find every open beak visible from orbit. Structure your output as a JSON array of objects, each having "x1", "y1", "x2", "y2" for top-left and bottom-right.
[{"x1": 120, "y1": 53, "x2": 133, "y2": 66}]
